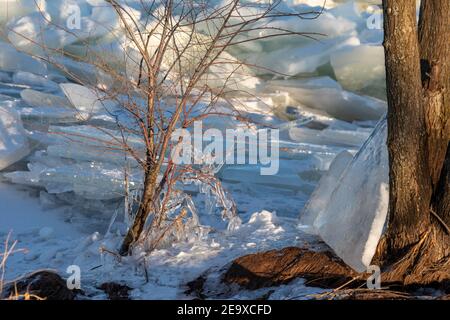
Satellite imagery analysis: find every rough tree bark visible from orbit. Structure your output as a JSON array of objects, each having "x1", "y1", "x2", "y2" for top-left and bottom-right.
[{"x1": 374, "y1": 0, "x2": 450, "y2": 287}]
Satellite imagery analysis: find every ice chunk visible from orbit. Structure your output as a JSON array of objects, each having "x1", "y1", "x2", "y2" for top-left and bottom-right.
[
  {"x1": 19, "y1": 88, "x2": 81, "y2": 124},
  {"x1": 329, "y1": 1, "x2": 363, "y2": 25},
  {"x1": 13, "y1": 71, "x2": 59, "y2": 91},
  {"x1": 124, "y1": 22, "x2": 212, "y2": 84},
  {"x1": 359, "y1": 29, "x2": 383, "y2": 45},
  {"x1": 201, "y1": 51, "x2": 260, "y2": 91},
  {"x1": 244, "y1": 36, "x2": 360, "y2": 76},
  {"x1": 0, "y1": 0, "x2": 42, "y2": 24},
  {"x1": 5, "y1": 151, "x2": 143, "y2": 200},
  {"x1": 248, "y1": 210, "x2": 279, "y2": 228},
  {"x1": 38, "y1": 0, "x2": 91, "y2": 26},
  {"x1": 60, "y1": 83, "x2": 118, "y2": 117},
  {"x1": 21, "y1": 89, "x2": 71, "y2": 108},
  {"x1": 6, "y1": 12, "x2": 55, "y2": 56},
  {"x1": 227, "y1": 10, "x2": 357, "y2": 56},
  {"x1": 46, "y1": 143, "x2": 140, "y2": 167},
  {"x1": 311, "y1": 119, "x2": 389, "y2": 272},
  {"x1": 3, "y1": 154, "x2": 61, "y2": 187},
  {"x1": 288, "y1": 127, "x2": 371, "y2": 148},
  {"x1": 5, "y1": 0, "x2": 141, "y2": 65},
  {"x1": 19, "y1": 107, "x2": 82, "y2": 124},
  {"x1": 5, "y1": 6, "x2": 123, "y2": 56},
  {"x1": 0, "y1": 104, "x2": 30, "y2": 170},
  {"x1": 331, "y1": 45, "x2": 386, "y2": 99},
  {"x1": 0, "y1": 41, "x2": 47, "y2": 75},
  {"x1": 47, "y1": 125, "x2": 144, "y2": 150},
  {"x1": 299, "y1": 150, "x2": 353, "y2": 228},
  {"x1": 50, "y1": 56, "x2": 115, "y2": 89},
  {"x1": 38, "y1": 161, "x2": 142, "y2": 200},
  {"x1": 267, "y1": 77, "x2": 386, "y2": 122}
]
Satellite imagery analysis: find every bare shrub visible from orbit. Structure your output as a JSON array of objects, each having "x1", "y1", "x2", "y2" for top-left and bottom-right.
[{"x1": 8, "y1": 0, "x2": 323, "y2": 255}]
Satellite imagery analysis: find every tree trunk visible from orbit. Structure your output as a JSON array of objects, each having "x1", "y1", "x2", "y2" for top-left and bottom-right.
[
  {"x1": 120, "y1": 163, "x2": 159, "y2": 255},
  {"x1": 419, "y1": 0, "x2": 450, "y2": 228},
  {"x1": 374, "y1": 0, "x2": 450, "y2": 287},
  {"x1": 419, "y1": 0, "x2": 450, "y2": 188},
  {"x1": 433, "y1": 145, "x2": 450, "y2": 228},
  {"x1": 380, "y1": 0, "x2": 432, "y2": 258}
]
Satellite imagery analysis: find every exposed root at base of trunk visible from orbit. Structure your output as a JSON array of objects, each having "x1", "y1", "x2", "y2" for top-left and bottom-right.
[
  {"x1": 206, "y1": 244, "x2": 450, "y2": 300},
  {"x1": 373, "y1": 228, "x2": 450, "y2": 292},
  {"x1": 223, "y1": 247, "x2": 363, "y2": 290}
]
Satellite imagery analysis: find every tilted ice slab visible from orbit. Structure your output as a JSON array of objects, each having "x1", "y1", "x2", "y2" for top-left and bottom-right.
[
  {"x1": 60, "y1": 83, "x2": 119, "y2": 119},
  {"x1": 13, "y1": 71, "x2": 59, "y2": 92},
  {"x1": 43, "y1": 125, "x2": 144, "y2": 166},
  {"x1": 19, "y1": 107, "x2": 83, "y2": 124},
  {"x1": 243, "y1": 36, "x2": 360, "y2": 76},
  {"x1": 4, "y1": 151, "x2": 143, "y2": 200},
  {"x1": 51, "y1": 56, "x2": 115, "y2": 89},
  {"x1": 0, "y1": 103, "x2": 30, "y2": 170},
  {"x1": 21, "y1": 89, "x2": 71, "y2": 108},
  {"x1": 223, "y1": 7, "x2": 357, "y2": 58},
  {"x1": 288, "y1": 127, "x2": 371, "y2": 148},
  {"x1": 46, "y1": 143, "x2": 140, "y2": 167},
  {"x1": 18, "y1": 88, "x2": 83, "y2": 123},
  {"x1": 331, "y1": 45, "x2": 386, "y2": 98},
  {"x1": 301, "y1": 118, "x2": 389, "y2": 272},
  {"x1": 299, "y1": 150, "x2": 353, "y2": 229},
  {"x1": 277, "y1": 111, "x2": 372, "y2": 149},
  {"x1": 47, "y1": 125, "x2": 144, "y2": 150},
  {"x1": 267, "y1": 77, "x2": 386, "y2": 122},
  {"x1": 0, "y1": 42, "x2": 47, "y2": 75}
]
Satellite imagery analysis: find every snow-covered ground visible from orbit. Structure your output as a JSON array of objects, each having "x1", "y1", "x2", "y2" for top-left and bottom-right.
[
  {"x1": 0, "y1": 0, "x2": 388, "y2": 299},
  {"x1": 0, "y1": 178, "x2": 326, "y2": 299}
]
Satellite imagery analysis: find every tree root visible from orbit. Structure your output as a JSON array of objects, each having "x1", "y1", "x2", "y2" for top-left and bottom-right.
[
  {"x1": 223, "y1": 247, "x2": 363, "y2": 290},
  {"x1": 374, "y1": 229, "x2": 450, "y2": 291},
  {"x1": 217, "y1": 243, "x2": 450, "y2": 299}
]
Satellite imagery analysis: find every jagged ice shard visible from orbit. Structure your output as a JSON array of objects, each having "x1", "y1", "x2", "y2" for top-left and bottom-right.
[
  {"x1": 0, "y1": 103, "x2": 30, "y2": 170},
  {"x1": 301, "y1": 118, "x2": 389, "y2": 272}
]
